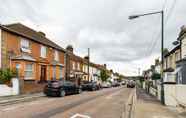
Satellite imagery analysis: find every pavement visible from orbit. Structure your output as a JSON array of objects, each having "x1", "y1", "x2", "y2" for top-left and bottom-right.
[
  {"x1": 135, "y1": 88, "x2": 186, "y2": 118},
  {"x1": 0, "y1": 86, "x2": 133, "y2": 118},
  {"x1": 0, "y1": 92, "x2": 45, "y2": 106}
]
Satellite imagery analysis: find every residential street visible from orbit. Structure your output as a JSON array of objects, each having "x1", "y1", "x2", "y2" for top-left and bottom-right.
[{"x1": 0, "y1": 87, "x2": 133, "y2": 118}]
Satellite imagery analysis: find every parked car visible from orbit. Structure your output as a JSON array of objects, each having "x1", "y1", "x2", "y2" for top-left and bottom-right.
[
  {"x1": 121, "y1": 81, "x2": 126, "y2": 85},
  {"x1": 81, "y1": 82, "x2": 100, "y2": 91},
  {"x1": 44, "y1": 80, "x2": 82, "y2": 97},
  {"x1": 127, "y1": 80, "x2": 135, "y2": 88},
  {"x1": 101, "y1": 82, "x2": 112, "y2": 88},
  {"x1": 111, "y1": 82, "x2": 120, "y2": 87}
]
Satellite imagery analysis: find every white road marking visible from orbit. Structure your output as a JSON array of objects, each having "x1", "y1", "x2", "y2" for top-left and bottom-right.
[{"x1": 71, "y1": 113, "x2": 91, "y2": 118}]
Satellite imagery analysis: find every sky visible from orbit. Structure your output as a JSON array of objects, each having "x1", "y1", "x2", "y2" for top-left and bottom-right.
[{"x1": 0, "y1": 0, "x2": 185, "y2": 76}]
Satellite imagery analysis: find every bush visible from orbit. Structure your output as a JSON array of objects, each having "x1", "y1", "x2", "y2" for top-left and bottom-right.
[{"x1": 0, "y1": 68, "x2": 17, "y2": 84}]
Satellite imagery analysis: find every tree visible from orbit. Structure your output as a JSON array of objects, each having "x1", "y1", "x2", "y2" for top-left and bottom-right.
[
  {"x1": 100, "y1": 69, "x2": 109, "y2": 82},
  {"x1": 163, "y1": 48, "x2": 169, "y2": 56}
]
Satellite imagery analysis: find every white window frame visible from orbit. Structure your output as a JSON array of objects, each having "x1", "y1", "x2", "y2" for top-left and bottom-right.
[
  {"x1": 40, "y1": 45, "x2": 47, "y2": 58},
  {"x1": 72, "y1": 61, "x2": 76, "y2": 70},
  {"x1": 59, "y1": 67, "x2": 63, "y2": 79},
  {"x1": 54, "y1": 50, "x2": 59, "y2": 61},
  {"x1": 24, "y1": 64, "x2": 33, "y2": 80},
  {"x1": 21, "y1": 38, "x2": 31, "y2": 53},
  {"x1": 53, "y1": 66, "x2": 56, "y2": 80},
  {"x1": 77, "y1": 62, "x2": 80, "y2": 70}
]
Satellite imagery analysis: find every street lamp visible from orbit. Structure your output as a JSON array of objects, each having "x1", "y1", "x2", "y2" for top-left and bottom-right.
[{"x1": 129, "y1": 10, "x2": 165, "y2": 104}]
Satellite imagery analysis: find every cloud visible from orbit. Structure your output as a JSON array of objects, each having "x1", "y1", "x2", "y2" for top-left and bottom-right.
[{"x1": 0, "y1": 0, "x2": 185, "y2": 75}]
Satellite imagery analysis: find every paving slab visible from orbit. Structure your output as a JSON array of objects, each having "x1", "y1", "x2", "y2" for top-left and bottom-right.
[{"x1": 135, "y1": 88, "x2": 185, "y2": 118}]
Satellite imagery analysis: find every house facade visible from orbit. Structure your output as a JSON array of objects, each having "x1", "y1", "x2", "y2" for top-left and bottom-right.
[
  {"x1": 163, "y1": 45, "x2": 181, "y2": 83},
  {"x1": 176, "y1": 25, "x2": 186, "y2": 84},
  {"x1": 65, "y1": 45, "x2": 104, "y2": 85},
  {"x1": 65, "y1": 45, "x2": 87, "y2": 85},
  {"x1": 0, "y1": 23, "x2": 66, "y2": 93}
]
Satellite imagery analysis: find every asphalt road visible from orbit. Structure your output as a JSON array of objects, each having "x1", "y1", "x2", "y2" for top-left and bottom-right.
[{"x1": 0, "y1": 86, "x2": 133, "y2": 118}]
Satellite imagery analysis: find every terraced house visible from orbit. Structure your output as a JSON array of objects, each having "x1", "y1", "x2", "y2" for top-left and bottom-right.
[
  {"x1": 0, "y1": 23, "x2": 66, "y2": 93},
  {"x1": 65, "y1": 45, "x2": 104, "y2": 85},
  {"x1": 65, "y1": 45, "x2": 88, "y2": 85}
]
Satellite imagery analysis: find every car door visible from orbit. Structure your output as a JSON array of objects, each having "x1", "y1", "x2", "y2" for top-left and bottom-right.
[
  {"x1": 63, "y1": 82, "x2": 72, "y2": 94},
  {"x1": 70, "y1": 82, "x2": 77, "y2": 94}
]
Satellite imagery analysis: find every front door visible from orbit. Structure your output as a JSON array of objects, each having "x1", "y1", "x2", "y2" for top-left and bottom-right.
[{"x1": 40, "y1": 65, "x2": 47, "y2": 82}]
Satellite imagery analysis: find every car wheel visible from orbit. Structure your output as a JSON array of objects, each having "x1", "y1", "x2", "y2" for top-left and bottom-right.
[
  {"x1": 59, "y1": 90, "x2": 66, "y2": 97},
  {"x1": 92, "y1": 87, "x2": 96, "y2": 91}
]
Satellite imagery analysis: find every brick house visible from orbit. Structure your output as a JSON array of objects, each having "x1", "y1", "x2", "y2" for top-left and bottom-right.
[
  {"x1": 65, "y1": 45, "x2": 88, "y2": 85},
  {"x1": 65, "y1": 45, "x2": 104, "y2": 85},
  {"x1": 0, "y1": 23, "x2": 66, "y2": 93}
]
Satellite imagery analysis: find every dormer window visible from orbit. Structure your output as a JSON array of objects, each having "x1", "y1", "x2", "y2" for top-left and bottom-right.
[
  {"x1": 21, "y1": 38, "x2": 31, "y2": 53},
  {"x1": 40, "y1": 45, "x2": 47, "y2": 58},
  {"x1": 54, "y1": 50, "x2": 59, "y2": 61}
]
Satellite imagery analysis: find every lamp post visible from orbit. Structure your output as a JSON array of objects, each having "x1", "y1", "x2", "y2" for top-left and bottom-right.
[{"x1": 129, "y1": 10, "x2": 165, "y2": 104}]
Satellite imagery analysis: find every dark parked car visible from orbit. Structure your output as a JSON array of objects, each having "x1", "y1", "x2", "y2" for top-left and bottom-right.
[
  {"x1": 111, "y1": 82, "x2": 120, "y2": 87},
  {"x1": 127, "y1": 80, "x2": 135, "y2": 88},
  {"x1": 44, "y1": 80, "x2": 82, "y2": 97},
  {"x1": 82, "y1": 82, "x2": 100, "y2": 91}
]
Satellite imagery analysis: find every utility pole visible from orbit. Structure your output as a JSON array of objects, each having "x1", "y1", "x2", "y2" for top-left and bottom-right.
[
  {"x1": 138, "y1": 68, "x2": 141, "y2": 76},
  {"x1": 161, "y1": 10, "x2": 165, "y2": 104},
  {"x1": 88, "y1": 48, "x2": 90, "y2": 82}
]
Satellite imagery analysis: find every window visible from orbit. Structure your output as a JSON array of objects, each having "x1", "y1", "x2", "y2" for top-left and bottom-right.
[
  {"x1": 175, "y1": 52, "x2": 180, "y2": 61},
  {"x1": 41, "y1": 45, "x2": 47, "y2": 58},
  {"x1": 21, "y1": 38, "x2": 30, "y2": 53},
  {"x1": 59, "y1": 67, "x2": 63, "y2": 79},
  {"x1": 72, "y1": 61, "x2": 76, "y2": 70},
  {"x1": 53, "y1": 66, "x2": 56, "y2": 80},
  {"x1": 25, "y1": 64, "x2": 33, "y2": 80},
  {"x1": 77, "y1": 63, "x2": 80, "y2": 70},
  {"x1": 54, "y1": 50, "x2": 59, "y2": 61}
]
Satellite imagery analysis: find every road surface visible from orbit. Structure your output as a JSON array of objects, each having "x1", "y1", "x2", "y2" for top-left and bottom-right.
[{"x1": 0, "y1": 87, "x2": 133, "y2": 118}]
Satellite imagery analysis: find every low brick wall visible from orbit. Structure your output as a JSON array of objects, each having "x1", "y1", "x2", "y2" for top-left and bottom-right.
[{"x1": 21, "y1": 80, "x2": 46, "y2": 94}]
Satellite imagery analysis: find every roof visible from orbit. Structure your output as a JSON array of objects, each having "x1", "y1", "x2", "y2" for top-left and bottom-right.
[
  {"x1": 178, "y1": 25, "x2": 186, "y2": 40},
  {"x1": 68, "y1": 52, "x2": 88, "y2": 64},
  {"x1": 0, "y1": 23, "x2": 66, "y2": 52},
  {"x1": 164, "y1": 45, "x2": 181, "y2": 58},
  {"x1": 11, "y1": 54, "x2": 36, "y2": 62}
]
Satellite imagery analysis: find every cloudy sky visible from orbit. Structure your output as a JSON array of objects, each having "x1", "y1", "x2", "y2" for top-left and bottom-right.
[{"x1": 0, "y1": 0, "x2": 185, "y2": 76}]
